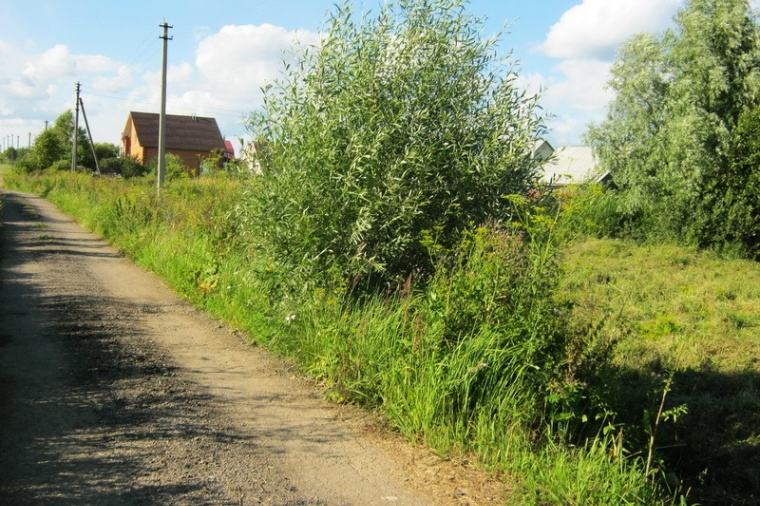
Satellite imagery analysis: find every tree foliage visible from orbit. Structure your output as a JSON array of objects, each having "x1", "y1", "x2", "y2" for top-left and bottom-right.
[
  {"x1": 12, "y1": 111, "x2": 117, "y2": 173},
  {"x1": 31, "y1": 129, "x2": 67, "y2": 169},
  {"x1": 246, "y1": 0, "x2": 545, "y2": 292},
  {"x1": 586, "y1": 0, "x2": 760, "y2": 256},
  {"x1": 49, "y1": 109, "x2": 94, "y2": 170}
]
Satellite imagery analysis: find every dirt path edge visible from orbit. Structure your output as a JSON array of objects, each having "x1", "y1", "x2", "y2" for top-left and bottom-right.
[{"x1": 0, "y1": 188, "x2": 505, "y2": 505}]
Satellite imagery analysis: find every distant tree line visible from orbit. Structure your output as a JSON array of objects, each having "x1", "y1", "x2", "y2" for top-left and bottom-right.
[
  {"x1": 1, "y1": 110, "x2": 250, "y2": 181},
  {"x1": 0, "y1": 110, "x2": 152, "y2": 177}
]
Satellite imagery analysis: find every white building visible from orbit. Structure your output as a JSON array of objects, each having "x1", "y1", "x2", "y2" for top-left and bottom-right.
[{"x1": 533, "y1": 140, "x2": 610, "y2": 188}]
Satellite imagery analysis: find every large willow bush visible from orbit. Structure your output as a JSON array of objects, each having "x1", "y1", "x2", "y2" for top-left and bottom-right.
[{"x1": 246, "y1": 0, "x2": 545, "y2": 293}]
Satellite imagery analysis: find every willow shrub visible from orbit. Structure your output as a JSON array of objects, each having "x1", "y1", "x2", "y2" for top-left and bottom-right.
[
  {"x1": 292, "y1": 197, "x2": 571, "y2": 430},
  {"x1": 288, "y1": 213, "x2": 569, "y2": 432},
  {"x1": 284, "y1": 200, "x2": 669, "y2": 504},
  {"x1": 245, "y1": 0, "x2": 545, "y2": 295}
]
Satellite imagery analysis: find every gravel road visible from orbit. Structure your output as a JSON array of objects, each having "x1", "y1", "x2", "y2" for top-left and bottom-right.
[{"x1": 0, "y1": 188, "x2": 503, "y2": 505}]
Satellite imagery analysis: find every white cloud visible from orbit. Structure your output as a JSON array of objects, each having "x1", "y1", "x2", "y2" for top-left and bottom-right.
[
  {"x1": 92, "y1": 65, "x2": 135, "y2": 94},
  {"x1": 538, "y1": 0, "x2": 681, "y2": 60},
  {"x1": 543, "y1": 59, "x2": 613, "y2": 112},
  {"x1": 522, "y1": 59, "x2": 612, "y2": 145},
  {"x1": 195, "y1": 24, "x2": 319, "y2": 102},
  {"x1": 22, "y1": 45, "x2": 76, "y2": 81},
  {"x1": 168, "y1": 62, "x2": 195, "y2": 85},
  {"x1": 515, "y1": 72, "x2": 546, "y2": 100},
  {"x1": 20, "y1": 45, "x2": 119, "y2": 83},
  {"x1": 532, "y1": 0, "x2": 682, "y2": 144},
  {"x1": 1, "y1": 22, "x2": 321, "y2": 147}
]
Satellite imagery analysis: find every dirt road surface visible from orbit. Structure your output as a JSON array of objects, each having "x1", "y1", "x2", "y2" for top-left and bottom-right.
[{"x1": 0, "y1": 189, "x2": 504, "y2": 505}]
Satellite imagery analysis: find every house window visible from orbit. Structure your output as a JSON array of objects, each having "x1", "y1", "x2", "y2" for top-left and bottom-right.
[{"x1": 124, "y1": 136, "x2": 131, "y2": 157}]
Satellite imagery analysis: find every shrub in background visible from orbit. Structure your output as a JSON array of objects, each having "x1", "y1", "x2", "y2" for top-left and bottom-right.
[
  {"x1": 99, "y1": 157, "x2": 147, "y2": 178},
  {"x1": 144, "y1": 153, "x2": 190, "y2": 181}
]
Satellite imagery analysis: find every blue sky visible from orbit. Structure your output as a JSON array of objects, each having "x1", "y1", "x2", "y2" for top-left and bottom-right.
[{"x1": 0, "y1": 0, "x2": 692, "y2": 151}]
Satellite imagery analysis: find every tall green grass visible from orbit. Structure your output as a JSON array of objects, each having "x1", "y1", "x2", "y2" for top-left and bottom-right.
[{"x1": 3, "y1": 171, "x2": 683, "y2": 505}]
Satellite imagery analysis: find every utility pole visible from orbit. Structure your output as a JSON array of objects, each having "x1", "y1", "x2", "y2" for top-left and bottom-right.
[
  {"x1": 157, "y1": 21, "x2": 172, "y2": 192},
  {"x1": 44, "y1": 120, "x2": 49, "y2": 131},
  {"x1": 72, "y1": 82, "x2": 81, "y2": 172}
]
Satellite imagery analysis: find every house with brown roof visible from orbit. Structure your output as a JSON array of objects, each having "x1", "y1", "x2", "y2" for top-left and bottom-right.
[{"x1": 122, "y1": 111, "x2": 227, "y2": 175}]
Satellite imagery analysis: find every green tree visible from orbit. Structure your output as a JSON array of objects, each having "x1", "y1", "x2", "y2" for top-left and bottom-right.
[
  {"x1": 49, "y1": 110, "x2": 90, "y2": 169},
  {"x1": 31, "y1": 129, "x2": 67, "y2": 169},
  {"x1": 99, "y1": 156, "x2": 146, "y2": 178},
  {"x1": 77, "y1": 142, "x2": 120, "y2": 172},
  {"x1": 94, "y1": 142, "x2": 119, "y2": 161},
  {"x1": 1, "y1": 147, "x2": 17, "y2": 163},
  {"x1": 586, "y1": 0, "x2": 760, "y2": 254},
  {"x1": 52, "y1": 110, "x2": 75, "y2": 150},
  {"x1": 586, "y1": 33, "x2": 671, "y2": 230},
  {"x1": 247, "y1": 0, "x2": 545, "y2": 292},
  {"x1": 720, "y1": 104, "x2": 760, "y2": 256},
  {"x1": 145, "y1": 153, "x2": 189, "y2": 181}
]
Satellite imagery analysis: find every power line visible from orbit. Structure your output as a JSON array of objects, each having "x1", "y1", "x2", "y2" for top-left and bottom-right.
[{"x1": 124, "y1": 26, "x2": 162, "y2": 69}]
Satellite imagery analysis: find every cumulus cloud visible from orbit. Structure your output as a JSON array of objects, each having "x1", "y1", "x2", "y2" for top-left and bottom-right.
[
  {"x1": 22, "y1": 45, "x2": 76, "y2": 81},
  {"x1": 195, "y1": 24, "x2": 319, "y2": 99},
  {"x1": 515, "y1": 72, "x2": 546, "y2": 100},
  {"x1": 92, "y1": 65, "x2": 135, "y2": 94},
  {"x1": 538, "y1": 0, "x2": 681, "y2": 60},
  {"x1": 0, "y1": 38, "x2": 146, "y2": 144},
  {"x1": 517, "y1": 58, "x2": 612, "y2": 145},
  {"x1": 529, "y1": 0, "x2": 683, "y2": 143},
  {"x1": 168, "y1": 62, "x2": 195, "y2": 86},
  {"x1": 543, "y1": 59, "x2": 613, "y2": 112}
]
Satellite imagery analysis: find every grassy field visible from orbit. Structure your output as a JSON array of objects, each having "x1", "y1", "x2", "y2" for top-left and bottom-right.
[
  {"x1": 2, "y1": 168, "x2": 757, "y2": 504},
  {"x1": 560, "y1": 238, "x2": 760, "y2": 504},
  {"x1": 562, "y1": 239, "x2": 760, "y2": 373}
]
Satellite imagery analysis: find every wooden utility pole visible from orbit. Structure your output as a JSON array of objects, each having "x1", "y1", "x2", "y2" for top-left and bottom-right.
[
  {"x1": 72, "y1": 82, "x2": 81, "y2": 171},
  {"x1": 157, "y1": 22, "x2": 172, "y2": 192}
]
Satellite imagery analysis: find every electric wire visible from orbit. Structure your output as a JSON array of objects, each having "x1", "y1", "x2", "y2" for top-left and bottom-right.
[{"x1": 123, "y1": 26, "x2": 163, "y2": 69}]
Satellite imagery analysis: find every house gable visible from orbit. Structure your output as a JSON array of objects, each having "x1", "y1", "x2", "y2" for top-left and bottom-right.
[
  {"x1": 122, "y1": 111, "x2": 227, "y2": 173},
  {"x1": 531, "y1": 139, "x2": 555, "y2": 162},
  {"x1": 536, "y1": 144, "x2": 606, "y2": 187}
]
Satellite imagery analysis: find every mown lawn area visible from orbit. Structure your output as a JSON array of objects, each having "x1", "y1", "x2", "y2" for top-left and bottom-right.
[{"x1": 561, "y1": 238, "x2": 760, "y2": 503}]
